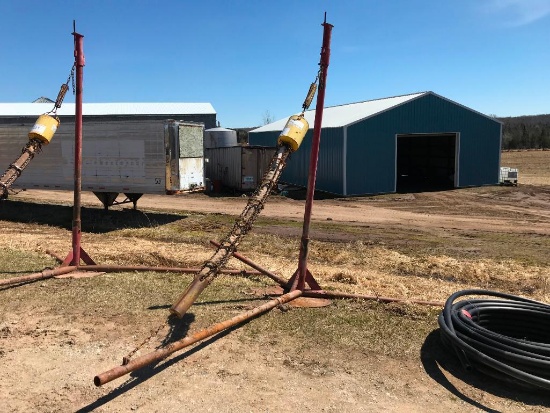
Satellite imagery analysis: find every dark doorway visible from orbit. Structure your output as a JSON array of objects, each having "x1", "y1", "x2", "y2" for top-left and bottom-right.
[{"x1": 396, "y1": 133, "x2": 457, "y2": 192}]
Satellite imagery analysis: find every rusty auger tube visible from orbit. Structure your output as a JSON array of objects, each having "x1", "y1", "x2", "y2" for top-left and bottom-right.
[
  {"x1": 170, "y1": 145, "x2": 291, "y2": 318},
  {"x1": 0, "y1": 265, "x2": 77, "y2": 287},
  {"x1": 0, "y1": 139, "x2": 42, "y2": 199},
  {"x1": 301, "y1": 290, "x2": 445, "y2": 307},
  {"x1": 74, "y1": 265, "x2": 261, "y2": 276},
  {"x1": 94, "y1": 289, "x2": 302, "y2": 386}
]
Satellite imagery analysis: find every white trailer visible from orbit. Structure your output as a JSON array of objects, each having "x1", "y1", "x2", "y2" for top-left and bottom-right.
[
  {"x1": 0, "y1": 118, "x2": 205, "y2": 209},
  {"x1": 499, "y1": 166, "x2": 518, "y2": 186}
]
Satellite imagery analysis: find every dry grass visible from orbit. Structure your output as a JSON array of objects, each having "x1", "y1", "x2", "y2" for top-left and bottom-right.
[
  {"x1": 501, "y1": 149, "x2": 550, "y2": 185},
  {"x1": 1, "y1": 150, "x2": 549, "y2": 384}
]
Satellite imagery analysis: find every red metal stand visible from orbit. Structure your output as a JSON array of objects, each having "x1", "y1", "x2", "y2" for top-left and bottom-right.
[
  {"x1": 62, "y1": 24, "x2": 96, "y2": 267},
  {"x1": 285, "y1": 17, "x2": 333, "y2": 293}
]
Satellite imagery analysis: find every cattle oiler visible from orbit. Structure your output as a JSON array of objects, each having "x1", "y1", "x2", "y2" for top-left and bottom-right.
[
  {"x1": 94, "y1": 111, "x2": 312, "y2": 386},
  {"x1": 169, "y1": 112, "x2": 311, "y2": 318},
  {"x1": 94, "y1": 17, "x2": 332, "y2": 387},
  {"x1": 0, "y1": 82, "x2": 69, "y2": 199}
]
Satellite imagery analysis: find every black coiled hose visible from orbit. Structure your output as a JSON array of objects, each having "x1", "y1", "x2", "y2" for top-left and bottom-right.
[{"x1": 438, "y1": 289, "x2": 550, "y2": 390}]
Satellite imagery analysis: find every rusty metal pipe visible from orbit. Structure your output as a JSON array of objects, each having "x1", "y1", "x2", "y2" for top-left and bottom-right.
[
  {"x1": 170, "y1": 146, "x2": 291, "y2": 318},
  {"x1": 290, "y1": 18, "x2": 333, "y2": 292},
  {"x1": 209, "y1": 240, "x2": 287, "y2": 286},
  {"x1": 94, "y1": 289, "x2": 302, "y2": 386},
  {"x1": 301, "y1": 290, "x2": 444, "y2": 307},
  {"x1": 71, "y1": 30, "x2": 85, "y2": 266},
  {"x1": 0, "y1": 266, "x2": 77, "y2": 287},
  {"x1": 75, "y1": 264, "x2": 261, "y2": 276}
]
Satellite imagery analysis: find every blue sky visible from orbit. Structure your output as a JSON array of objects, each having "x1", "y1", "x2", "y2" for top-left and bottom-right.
[{"x1": 1, "y1": 0, "x2": 549, "y2": 127}]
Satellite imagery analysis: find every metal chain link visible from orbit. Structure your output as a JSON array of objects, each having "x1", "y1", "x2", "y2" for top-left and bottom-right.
[
  {"x1": 302, "y1": 67, "x2": 322, "y2": 113},
  {"x1": 198, "y1": 145, "x2": 290, "y2": 282},
  {"x1": 70, "y1": 65, "x2": 75, "y2": 95},
  {"x1": 123, "y1": 146, "x2": 291, "y2": 363},
  {"x1": 123, "y1": 319, "x2": 170, "y2": 364}
]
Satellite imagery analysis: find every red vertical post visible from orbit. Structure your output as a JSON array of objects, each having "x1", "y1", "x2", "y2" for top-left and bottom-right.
[
  {"x1": 287, "y1": 17, "x2": 333, "y2": 292},
  {"x1": 62, "y1": 25, "x2": 95, "y2": 267},
  {"x1": 71, "y1": 31, "x2": 84, "y2": 266}
]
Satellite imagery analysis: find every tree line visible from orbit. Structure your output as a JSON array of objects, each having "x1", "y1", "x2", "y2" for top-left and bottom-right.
[{"x1": 497, "y1": 114, "x2": 550, "y2": 150}]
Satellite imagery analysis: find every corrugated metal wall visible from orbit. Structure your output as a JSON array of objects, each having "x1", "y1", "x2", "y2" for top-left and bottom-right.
[
  {"x1": 204, "y1": 146, "x2": 277, "y2": 191},
  {"x1": 250, "y1": 93, "x2": 501, "y2": 196},
  {"x1": 249, "y1": 127, "x2": 345, "y2": 194},
  {"x1": 346, "y1": 94, "x2": 501, "y2": 194},
  {"x1": 0, "y1": 119, "x2": 167, "y2": 193}
]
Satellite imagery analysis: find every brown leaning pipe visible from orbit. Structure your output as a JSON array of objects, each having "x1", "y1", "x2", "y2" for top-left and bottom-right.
[
  {"x1": 301, "y1": 290, "x2": 445, "y2": 307},
  {"x1": 94, "y1": 289, "x2": 302, "y2": 386},
  {"x1": 0, "y1": 266, "x2": 77, "y2": 287},
  {"x1": 45, "y1": 250, "x2": 261, "y2": 276},
  {"x1": 209, "y1": 240, "x2": 287, "y2": 286},
  {"x1": 75, "y1": 264, "x2": 261, "y2": 276}
]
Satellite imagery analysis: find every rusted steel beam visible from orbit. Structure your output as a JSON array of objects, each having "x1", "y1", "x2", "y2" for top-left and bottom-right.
[
  {"x1": 209, "y1": 240, "x2": 287, "y2": 286},
  {"x1": 301, "y1": 290, "x2": 445, "y2": 307},
  {"x1": 288, "y1": 18, "x2": 333, "y2": 292},
  {"x1": 0, "y1": 266, "x2": 77, "y2": 287},
  {"x1": 94, "y1": 289, "x2": 302, "y2": 386},
  {"x1": 75, "y1": 264, "x2": 261, "y2": 276},
  {"x1": 70, "y1": 30, "x2": 85, "y2": 266}
]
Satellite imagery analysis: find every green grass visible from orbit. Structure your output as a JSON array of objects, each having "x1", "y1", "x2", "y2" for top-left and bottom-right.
[{"x1": 0, "y1": 249, "x2": 57, "y2": 278}]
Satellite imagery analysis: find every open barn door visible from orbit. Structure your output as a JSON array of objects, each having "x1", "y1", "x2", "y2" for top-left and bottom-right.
[{"x1": 396, "y1": 133, "x2": 457, "y2": 192}]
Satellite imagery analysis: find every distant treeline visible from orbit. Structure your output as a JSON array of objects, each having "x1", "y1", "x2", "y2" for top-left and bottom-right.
[{"x1": 497, "y1": 114, "x2": 550, "y2": 150}]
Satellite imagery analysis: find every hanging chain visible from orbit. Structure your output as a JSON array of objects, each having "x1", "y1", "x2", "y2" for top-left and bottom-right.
[
  {"x1": 49, "y1": 65, "x2": 75, "y2": 116},
  {"x1": 70, "y1": 65, "x2": 76, "y2": 95},
  {"x1": 302, "y1": 67, "x2": 321, "y2": 113},
  {"x1": 123, "y1": 319, "x2": 170, "y2": 364}
]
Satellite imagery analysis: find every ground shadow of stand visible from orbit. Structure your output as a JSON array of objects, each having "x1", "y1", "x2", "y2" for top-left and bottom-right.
[
  {"x1": 420, "y1": 329, "x2": 550, "y2": 412},
  {"x1": 76, "y1": 316, "x2": 247, "y2": 413}
]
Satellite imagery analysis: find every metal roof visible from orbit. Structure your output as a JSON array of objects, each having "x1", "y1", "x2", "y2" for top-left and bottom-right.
[
  {"x1": 251, "y1": 92, "x2": 428, "y2": 132},
  {"x1": 0, "y1": 102, "x2": 216, "y2": 117}
]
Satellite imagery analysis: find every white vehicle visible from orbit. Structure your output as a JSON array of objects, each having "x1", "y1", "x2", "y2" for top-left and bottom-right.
[
  {"x1": 499, "y1": 167, "x2": 518, "y2": 186},
  {"x1": 0, "y1": 119, "x2": 205, "y2": 209}
]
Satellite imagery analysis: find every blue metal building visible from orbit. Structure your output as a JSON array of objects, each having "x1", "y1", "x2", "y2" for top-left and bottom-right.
[{"x1": 249, "y1": 92, "x2": 502, "y2": 196}]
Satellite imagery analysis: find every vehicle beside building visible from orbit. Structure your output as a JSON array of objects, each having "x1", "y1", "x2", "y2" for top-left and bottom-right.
[{"x1": 499, "y1": 167, "x2": 518, "y2": 186}]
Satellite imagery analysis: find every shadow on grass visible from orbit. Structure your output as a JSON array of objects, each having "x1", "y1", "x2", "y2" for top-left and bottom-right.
[
  {"x1": 0, "y1": 200, "x2": 184, "y2": 233},
  {"x1": 76, "y1": 315, "x2": 252, "y2": 413},
  {"x1": 420, "y1": 329, "x2": 550, "y2": 412}
]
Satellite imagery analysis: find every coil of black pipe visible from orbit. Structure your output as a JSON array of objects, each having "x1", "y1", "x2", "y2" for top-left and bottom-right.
[{"x1": 438, "y1": 289, "x2": 550, "y2": 390}]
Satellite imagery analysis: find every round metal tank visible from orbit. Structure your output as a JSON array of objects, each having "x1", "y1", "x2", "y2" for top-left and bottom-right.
[{"x1": 204, "y1": 127, "x2": 238, "y2": 148}]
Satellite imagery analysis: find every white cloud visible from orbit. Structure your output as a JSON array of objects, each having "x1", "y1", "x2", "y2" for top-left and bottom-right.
[{"x1": 482, "y1": 0, "x2": 550, "y2": 26}]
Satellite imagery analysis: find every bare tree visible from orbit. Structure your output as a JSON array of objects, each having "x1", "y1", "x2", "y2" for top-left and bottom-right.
[{"x1": 262, "y1": 110, "x2": 274, "y2": 125}]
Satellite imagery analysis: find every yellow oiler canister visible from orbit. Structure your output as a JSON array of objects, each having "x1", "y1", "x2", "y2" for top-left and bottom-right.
[
  {"x1": 277, "y1": 114, "x2": 309, "y2": 152},
  {"x1": 28, "y1": 114, "x2": 60, "y2": 144}
]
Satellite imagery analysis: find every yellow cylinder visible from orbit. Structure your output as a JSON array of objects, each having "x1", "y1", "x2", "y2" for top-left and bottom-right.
[
  {"x1": 277, "y1": 114, "x2": 309, "y2": 152},
  {"x1": 28, "y1": 114, "x2": 60, "y2": 144}
]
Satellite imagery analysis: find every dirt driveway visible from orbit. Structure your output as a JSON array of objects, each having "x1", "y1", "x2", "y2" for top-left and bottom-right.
[
  {"x1": 15, "y1": 185, "x2": 550, "y2": 235},
  {"x1": 2, "y1": 184, "x2": 550, "y2": 412}
]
